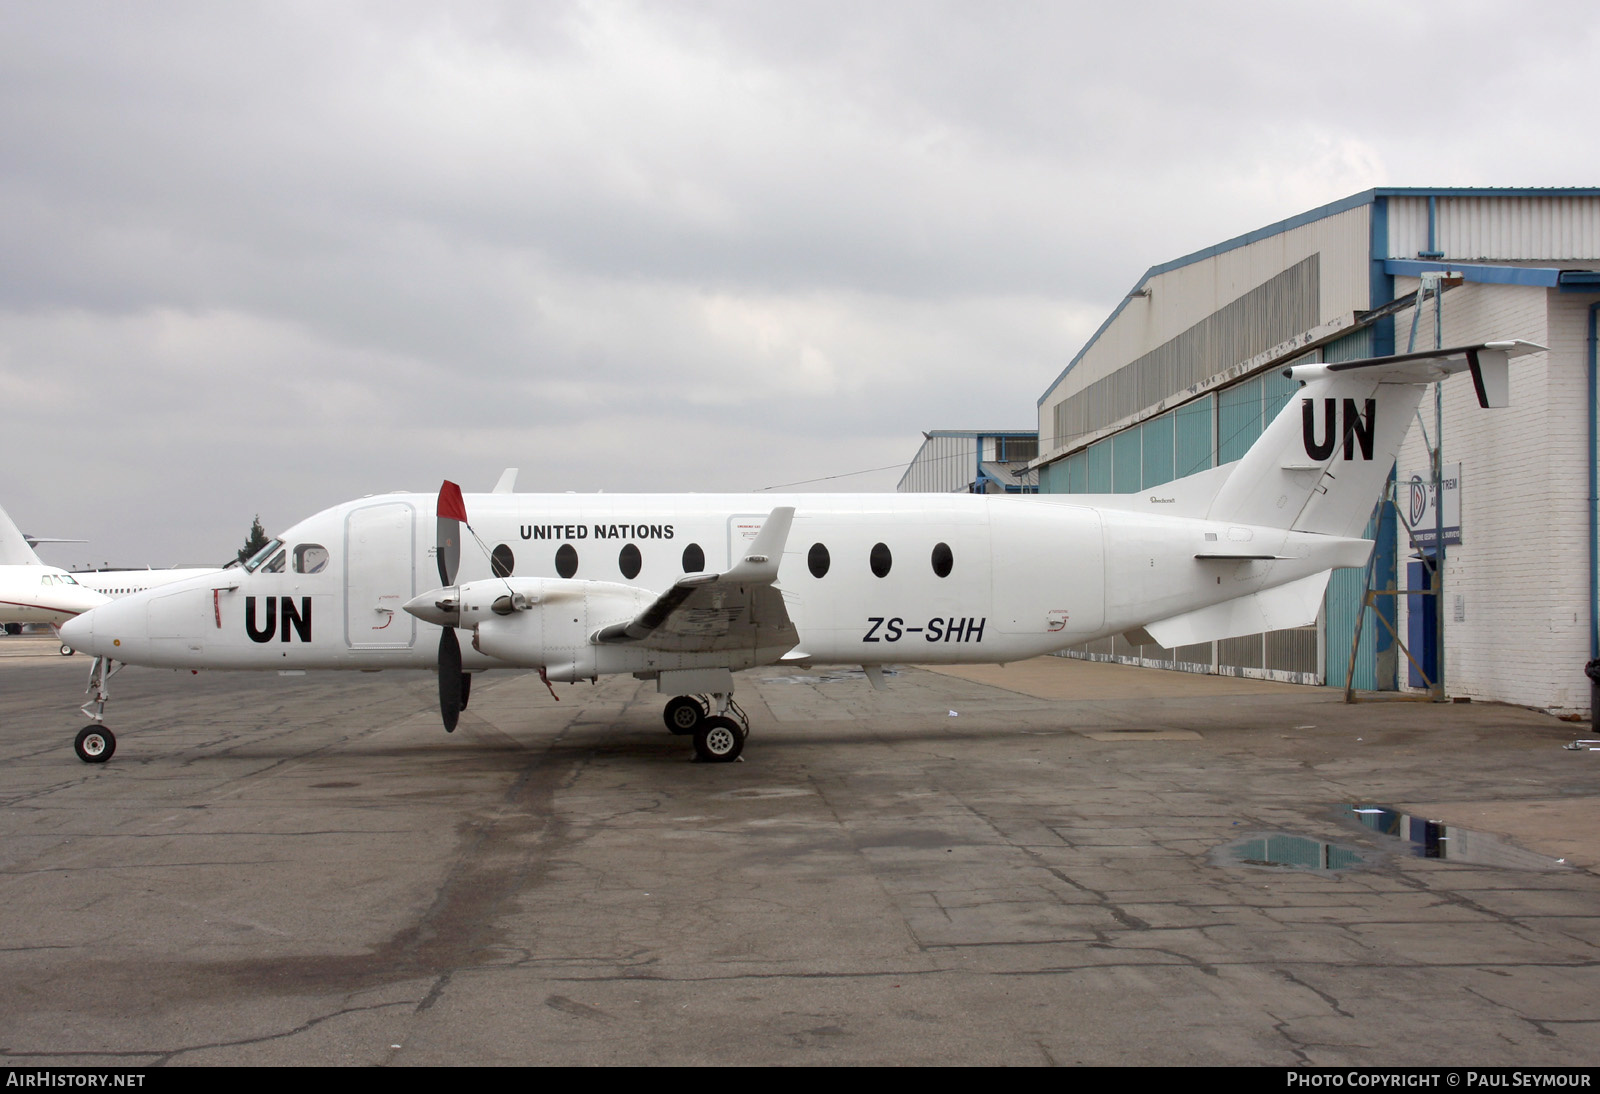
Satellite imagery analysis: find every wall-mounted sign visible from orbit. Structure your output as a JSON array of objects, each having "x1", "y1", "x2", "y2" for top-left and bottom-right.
[{"x1": 1399, "y1": 462, "x2": 1461, "y2": 548}]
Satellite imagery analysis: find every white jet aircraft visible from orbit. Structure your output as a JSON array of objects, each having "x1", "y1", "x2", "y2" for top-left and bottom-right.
[
  {"x1": 0, "y1": 502, "x2": 222, "y2": 652},
  {"x1": 71, "y1": 566, "x2": 224, "y2": 599},
  {"x1": 58, "y1": 342, "x2": 1539, "y2": 765},
  {"x1": 0, "y1": 504, "x2": 110, "y2": 647}
]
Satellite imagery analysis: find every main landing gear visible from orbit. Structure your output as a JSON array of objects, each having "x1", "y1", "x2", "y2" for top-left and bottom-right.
[
  {"x1": 73, "y1": 655, "x2": 121, "y2": 763},
  {"x1": 662, "y1": 693, "x2": 748, "y2": 763}
]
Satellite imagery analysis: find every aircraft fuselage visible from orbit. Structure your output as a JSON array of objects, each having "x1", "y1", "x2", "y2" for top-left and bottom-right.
[{"x1": 67, "y1": 490, "x2": 1366, "y2": 674}]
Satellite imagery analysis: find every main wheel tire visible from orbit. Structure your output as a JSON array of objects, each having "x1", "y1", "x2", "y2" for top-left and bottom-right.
[
  {"x1": 74, "y1": 725, "x2": 115, "y2": 764},
  {"x1": 663, "y1": 695, "x2": 705, "y2": 735},
  {"x1": 693, "y1": 716, "x2": 744, "y2": 763}
]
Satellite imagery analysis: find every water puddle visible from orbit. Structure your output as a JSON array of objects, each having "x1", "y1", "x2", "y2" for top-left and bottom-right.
[
  {"x1": 713, "y1": 786, "x2": 815, "y2": 801},
  {"x1": 761, "y1": 668, "x2": 901, "y2": 685},
  {"x1": 1338, "y1": 804, "x2": 1568, "y2": 871},
  {"x1": 1220, "y1": 833, "x2": 1366, "y2": 871},
  {"x1": 1218, "y1": 807, "x2": 1570, "y2": 873}
]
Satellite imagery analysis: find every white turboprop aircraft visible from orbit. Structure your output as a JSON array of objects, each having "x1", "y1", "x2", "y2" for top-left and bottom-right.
[{"x1": 58, "y1": 342, "x2": 1539, "y2": 764}]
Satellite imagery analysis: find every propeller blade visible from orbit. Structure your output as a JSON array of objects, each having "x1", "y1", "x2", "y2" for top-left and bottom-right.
[
  {"x1": 439, "y1": 627, "x2": 463, "y2": 732},
  {"x1": 437, "y1": 480, "x2": 467, "y2": 586}
]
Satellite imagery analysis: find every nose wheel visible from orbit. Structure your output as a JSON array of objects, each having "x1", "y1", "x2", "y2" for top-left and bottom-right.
[{"x1": 74, "y1": 725, "x2": 116, "y2": 763}]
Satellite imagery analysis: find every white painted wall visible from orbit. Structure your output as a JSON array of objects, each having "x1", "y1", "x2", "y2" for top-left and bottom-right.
[{"x1": 1393, "y1": 281, "x2": 1592, "y2": 712}]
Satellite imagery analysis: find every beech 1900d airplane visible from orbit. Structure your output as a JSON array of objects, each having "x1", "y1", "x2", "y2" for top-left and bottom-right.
[{"x1": 58, "y1": 342, "x2": 1539, "y2": 765}]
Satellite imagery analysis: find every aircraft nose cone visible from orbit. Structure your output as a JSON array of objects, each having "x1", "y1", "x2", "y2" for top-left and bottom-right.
[
  {"x1": 403, "y1": 589, "x2": 459, "y2": 627},
  {"x1": 59, "y1": 612, "x2": 91, "y2": 647}
]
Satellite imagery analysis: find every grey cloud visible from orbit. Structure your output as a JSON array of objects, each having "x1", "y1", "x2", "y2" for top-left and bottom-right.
[{"x1": 1, "y1": 0, "x2": 1596, "y2": 562}]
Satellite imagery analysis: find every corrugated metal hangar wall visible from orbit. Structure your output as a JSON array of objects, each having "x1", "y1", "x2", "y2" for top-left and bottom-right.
[
  {"x1": 1032, "y1": 188, "x2": 1600, "y2": 711},
  {"x1": 899, "y1": 430, "x2": 1039, "y2": 494}
]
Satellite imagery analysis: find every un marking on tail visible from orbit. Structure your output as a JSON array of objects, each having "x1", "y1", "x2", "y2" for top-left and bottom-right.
[{"x1": 1302, "y1": 397, "x2": 1376, "y2": 461}]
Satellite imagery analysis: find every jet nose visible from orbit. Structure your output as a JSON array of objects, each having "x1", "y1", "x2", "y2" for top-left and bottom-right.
[{"x1": 403, "y1": 588, "x2": 460, "y2": 627}]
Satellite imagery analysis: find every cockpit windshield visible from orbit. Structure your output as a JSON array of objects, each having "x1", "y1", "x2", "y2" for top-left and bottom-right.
[{"x1": 241, "y1": 538, "x2": 284, "y2": 574}]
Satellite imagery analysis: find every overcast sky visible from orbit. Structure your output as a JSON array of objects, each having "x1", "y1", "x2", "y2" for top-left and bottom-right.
[{"x1": 3, "y1": 0, "x2": 1596, "y2": 566}]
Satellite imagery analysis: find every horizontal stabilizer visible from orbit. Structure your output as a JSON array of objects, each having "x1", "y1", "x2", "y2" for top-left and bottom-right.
[
  {"x1": 1143, "y1": 571, "x2": 1332, "y2": 649},
  {"x1": 1285, "y1": 340, "x2": 1541, "y2": 405}
]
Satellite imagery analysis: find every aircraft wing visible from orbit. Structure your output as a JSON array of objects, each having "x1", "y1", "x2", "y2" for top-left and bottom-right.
[{"x1": 594, "y1": 507, "x2": 799, "y2": 656}]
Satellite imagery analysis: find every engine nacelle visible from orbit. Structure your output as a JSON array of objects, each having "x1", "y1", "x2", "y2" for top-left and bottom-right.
[{"x1": 456, "y1": 577, "x2": 654, "y2": 680}]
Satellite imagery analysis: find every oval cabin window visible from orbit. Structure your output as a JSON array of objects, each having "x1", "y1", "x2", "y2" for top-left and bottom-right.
[
  {"x1": 807, "y1": 543, "x2": 830, "y2": 579},
  {"x1": 491, "y1": 544, "x2": 515, "y2": 578},
  {"x1": 870, "y1": 542, "x2": 892, "y2": 578},
  {"x1": 619, "y1": 543, "x2": 642, "y2": 580},
  {"x1": 555, "y1": 544, "x2": 579, "y2": 579},
  {"x1": 931, "y1": 542, "x2": 953, "y2": 578},
  {"x1": 682, "y1": 543, "x2": 705, "y2": 573}
]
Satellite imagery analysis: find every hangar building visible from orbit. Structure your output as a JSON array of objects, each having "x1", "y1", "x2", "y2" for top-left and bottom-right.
[
  {"x1": 1031, "y1": 187, "x2": 1600, "y2": 712},
  {"x1": 898, "y1": 430, "x2": 1039, "y2": 494}
]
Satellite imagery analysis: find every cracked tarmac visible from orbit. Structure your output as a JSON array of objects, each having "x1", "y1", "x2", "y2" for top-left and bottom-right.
[{"x1": 1, "y1": 635, "x2": 1597, "y2": 1065}]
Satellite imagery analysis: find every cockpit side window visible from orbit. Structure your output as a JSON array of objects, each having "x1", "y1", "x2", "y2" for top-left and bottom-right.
[
  {"x1": 242, "y1": 538, "x2": 284, "y2": 573},
  {"x1": 293, "y1": 544, "x2": 329, "y2": 574},
  {"x1": 259, "y1": 550, "x2": 287, "y2": 574}
]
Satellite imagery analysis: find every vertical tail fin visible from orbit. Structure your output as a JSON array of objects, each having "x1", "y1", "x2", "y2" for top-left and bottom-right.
[
  {"x1": 1205, "y1": 341, "x2": 1542, "y2": 537},
  {"x1": 0, "y1": 504, "x2": 43, "y2": 567}
]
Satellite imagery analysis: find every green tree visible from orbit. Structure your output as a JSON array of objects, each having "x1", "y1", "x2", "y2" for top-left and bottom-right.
[{"x1": 237, "y1": 515, "x2": 269, "y2": 565}]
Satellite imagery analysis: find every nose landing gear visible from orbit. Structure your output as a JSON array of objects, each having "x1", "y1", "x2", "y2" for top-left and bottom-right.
[{"x1": 73, "y1": 656, "x2": 121, "y2": 764}]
